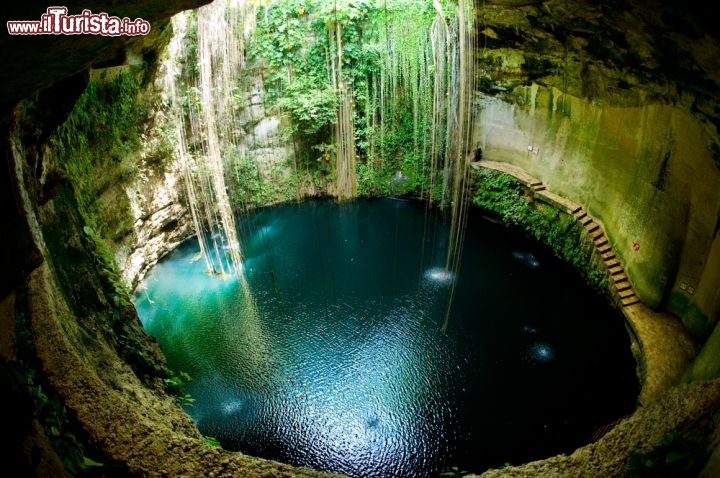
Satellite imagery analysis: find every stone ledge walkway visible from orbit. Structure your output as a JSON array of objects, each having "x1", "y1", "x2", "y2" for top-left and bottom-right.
[{"x1": 471, "y1": 160, "x2": 698, "y2": 405}]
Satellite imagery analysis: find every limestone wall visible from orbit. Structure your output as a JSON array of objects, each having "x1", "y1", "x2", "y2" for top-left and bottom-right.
[{"x1": 474, "y1": 85, "x2": 720, "y2": 342}]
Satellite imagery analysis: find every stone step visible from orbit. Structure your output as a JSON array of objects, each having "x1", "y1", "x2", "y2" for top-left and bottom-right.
[
  {"x1": 614, "y1": 280, "x2": 632, "y2": 292},
  {"x1": 604, "y1": 258, "x2": 620, "y2": 268},
  {"x1": 609, "y1": 265, "x2": 625, "y2": 276},
  {"x1": 589, "y1": 228, "x2": 604, "y2": 240},
  {"x1": 529, "y1": 180, "x2": 543, "y2": 187},
  {"x1": 601, "y1": 251, "x2": 616, "y2": 260},
  {"x1": 612, "y1": 273, "x2": 628, "y2": 283},
  {"x1": 598, "y1": 244, "x2": 612, "y2": 254},
  {"x1": 595, "y1": 237, "x2": 609, "y2": 247},
  {"x1": 619, "y1": 289, "x2": 635, "y2": 299},
  {"x1": 585, "y1": 221, "x2": 600, "y2": 232},
  {"x1": 622, "y1": 296, "x2": 640, "y2": 307},
  {"x1": 580, "y1": 215, "x2": 594, "y2": 226},
  {"x1": 571, "y1": 205, "x2": 583, "y2": 215},
  {"x1": 534, "y1": 185, "x2": 547, "y2": 192}
]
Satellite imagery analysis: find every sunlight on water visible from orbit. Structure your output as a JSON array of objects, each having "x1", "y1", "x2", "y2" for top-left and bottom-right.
[
  {"x1": 423, "y1": 267, "x2": 455, "y2": 285},
  {"x1": 512, "y1": 251, "x2": 541, "y2": 269},
  {"x1": 528, "y1": 343, "x2": 556, "y2": 363},
  {"x1": 134, "y1": 199, "x2": 638, "y2": 478}
]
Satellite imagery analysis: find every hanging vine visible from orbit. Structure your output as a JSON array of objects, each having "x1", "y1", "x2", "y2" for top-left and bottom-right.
[
  {"x1": 166, "y1": 0, "x2": 477, "y2": 329},
  {"x1": 164, "y1": 0, "x2": 256, "y2": 278}
]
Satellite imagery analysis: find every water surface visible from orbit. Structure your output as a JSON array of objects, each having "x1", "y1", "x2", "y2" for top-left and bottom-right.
[{"x1": 134, "y1": 198, "x2": 638, "y2": 477}]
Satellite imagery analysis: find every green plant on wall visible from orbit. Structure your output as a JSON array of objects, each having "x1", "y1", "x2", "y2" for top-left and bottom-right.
[
  {"x1": 164, "y1": 370, "x2": 196, "y2": 408},
  {"x1": 50, "y1": 69, "x2": 146, "y2": 225},
  {"x1": 472, "y1": 169, "x2": 606, "y2": 290},
  {"x1": 12, "y1": 288, "x2": 109, "y2": 476},
  {"x1": 246, "y1": 0, "x2": 456, "y2": 199},
  {"x1": 164, "y1": 0, "x2": 471, "y2": 205},
  {"x1": 29, "y1": 374, "x2": 105, "y2": 474},
  {"x1": 37, "y1": 61, "x2": 176, "y2": 392},
  {"x1": 277, "y1": 80, "x2": 337, "y2": 147},
  {"x1": 45, "y1": 69, "x2": 144, "y2": 315},
  {"x1": 203, "y1": 435, "x2": 222, "y2": 448},
  {"x1": 83, "y1": 225, "x2": 132, "y2": 310},
  {"x1": 625, "y1": 429, "x2": 709, "y2": 477}
]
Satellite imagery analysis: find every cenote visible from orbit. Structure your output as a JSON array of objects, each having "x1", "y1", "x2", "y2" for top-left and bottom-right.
[{"x1": 134, "y1": 198, "x2": 639, "y2": 477}]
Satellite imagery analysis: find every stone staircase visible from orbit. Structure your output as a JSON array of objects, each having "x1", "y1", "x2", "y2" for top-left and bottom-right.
[
  {"x1": 572, "y1": 206, "x2": 640, "y2": 307},
  {"x1": 471, "y1": 160, "x2": 640, "y2": 308}
]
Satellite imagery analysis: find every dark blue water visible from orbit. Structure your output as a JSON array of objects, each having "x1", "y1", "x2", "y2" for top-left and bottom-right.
[{"x1": 134, "y1": 198, "x2": 638, "y2": 477}]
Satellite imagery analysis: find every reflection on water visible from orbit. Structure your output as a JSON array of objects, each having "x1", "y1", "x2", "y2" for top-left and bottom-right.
[
  {"x1": 423, "y1": 267, "x2": 455, "y2": 285},
  {"x1": 512, "y1": 250, "x2": 541, "y2": 269},
  {"x1": 528, "y1": 343, "x2": 555, "y2": 363},
  {"x1": 134, "y1": 198, "x2": 638, "y2": 477}
]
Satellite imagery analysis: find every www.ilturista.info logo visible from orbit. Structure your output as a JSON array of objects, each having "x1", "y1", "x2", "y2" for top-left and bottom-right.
[{"x1": 7, "y1": 7, "x2": 150, "y2": 36}]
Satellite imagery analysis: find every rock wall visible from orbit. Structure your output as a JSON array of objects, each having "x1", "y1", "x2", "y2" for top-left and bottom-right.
[
  {"x1": 107, "y1": 43, "x2": 297, "y2": 290},
  {"x1": 117, "y1": 153, "x2": 192, "y2": 291},
  {"x1": 469, "y1": 0, "x2": 720, "y2": 383},
  {"x1": 80, "y1": 62, "x2": 193, "y2": 292},
  {"x1": 0, "y1": 2, "x2": 336, "y2": 476},
  {"x1": 2, "y1": 0, "x2": 720, "y2": 475},
  {"x1": 236, "y1": 77, "x2": 295, "y2": 171},
  {"x1": 474, "y1": 87, "x2": 720, "y2": 343}
]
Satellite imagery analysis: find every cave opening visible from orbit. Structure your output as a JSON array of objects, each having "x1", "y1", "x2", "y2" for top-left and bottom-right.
[{"x1": 5, "y1": 0, "x2": 720, "y2": 476}]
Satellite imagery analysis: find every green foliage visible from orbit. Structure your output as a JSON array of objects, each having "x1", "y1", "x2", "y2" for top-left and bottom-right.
[
  {"x1": 40, "y1": 182, "x2": 168, "y2": 391},
  {"x1": 203, "y1": 436, "x2": 223, "y2": 448},
  {"x1": 472, "y1": 169, "x2": 605, "y2": 289},
  {"x1": 377, "y1": 101, "x2": 416, "y2": 171},
  {"x1": 50, "y1": 70, "x2": 146, "y2": 220},
  {"x1": 357, "y1": 161, "x2": 390, "y2": 196},
  {"x1": 182, "y1": 11, "x2": 200, "y2": 81},
  {"x1": 28, "y1": 372, "x2": 105, "y2": 475},
  {"x1": 251, "y1": 0, "x2": 312, "y2": 73},
  {"x1": 247, "y1": 0, "x2": 448, "y2": 199},
  {"x1": 277, "y1": 81, "x2": 337, "y2": 138},
  {"x1": 625, "y1": 429, "x2": 709, "y2": 478},
  {"x1": 82, "y1": 225, "x2": 132, "y2": 310},
  {"x1": 39, "y1": 70, "x2": 172, "y2": 391},
  {"x1": 45, "y1": 67, "x2": 147, "y2": 311},
  {"x1": 13, "y1": 287, "x2": 110, "y2": 476},
  {"x1": 142, "y1": 117, "x2": 177, "y2": 170},
  {"x1": 164, "y1": 370, "x2": 196, "y2": 408},
  {"x1": 228, "y1": 150, "x2": 300, "y2": 209},
  {"x1": 230, "y1": 153, "x2": 266, "y2": 207},
  {"x1": 169, "y1": 0, "x2": 473, "y2": 206}
]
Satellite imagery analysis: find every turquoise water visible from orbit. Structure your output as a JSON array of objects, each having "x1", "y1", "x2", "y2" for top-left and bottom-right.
[{"x1": 134, "y1": 198, "x2": 638, "y2": 477}]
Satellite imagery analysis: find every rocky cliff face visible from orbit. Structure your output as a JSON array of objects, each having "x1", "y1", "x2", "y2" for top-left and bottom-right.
[
  {"x1": 115, "y1": 73, "x2": 297, "y2": 290},
  {"x1": 117, "y1": 142, "x2": 192, "y2": 291},
  {"x1": 0, "y1": 1, "x2": 327, "y2": 475},
  {"x1": 471, "y1": 0, "x2": 720, "y2": 381},
  {"x1": 475, "y1": 88, "x2": 720, "y2": 338}
]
